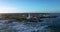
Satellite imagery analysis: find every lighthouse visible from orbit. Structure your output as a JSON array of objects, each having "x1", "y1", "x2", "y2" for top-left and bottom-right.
[{"x1": 27, "y1": 13, "x2": 31, "y2": 19}]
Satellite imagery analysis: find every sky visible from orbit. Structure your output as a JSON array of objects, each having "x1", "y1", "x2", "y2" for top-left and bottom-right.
[{"x1": 0, "y1": 0, "x2": 60, "y2": 13}]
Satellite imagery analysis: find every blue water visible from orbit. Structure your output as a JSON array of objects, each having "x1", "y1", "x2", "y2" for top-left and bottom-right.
[{"x1": 0, "y1": 13, "x2": 60, "y2": 32}]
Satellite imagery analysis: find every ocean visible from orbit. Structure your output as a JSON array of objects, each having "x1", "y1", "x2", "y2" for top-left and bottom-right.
[{"x1": 0, "y1": 13, "x2": 60, "y2": 32}]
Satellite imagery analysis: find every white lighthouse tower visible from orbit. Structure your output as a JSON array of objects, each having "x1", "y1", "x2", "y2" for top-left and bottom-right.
[{"x1": 27, "y1": 13, "x2": 31, "y2": 19}]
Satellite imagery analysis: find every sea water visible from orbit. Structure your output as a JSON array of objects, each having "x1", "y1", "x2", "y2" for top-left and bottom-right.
[{"x1": 0, "y1": 13, "x2": 60, "y2": 32}]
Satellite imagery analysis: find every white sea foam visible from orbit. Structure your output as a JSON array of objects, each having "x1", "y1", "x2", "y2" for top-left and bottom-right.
[{"x1": 0, "y1": 20, "x2": 51, "y2": 32}]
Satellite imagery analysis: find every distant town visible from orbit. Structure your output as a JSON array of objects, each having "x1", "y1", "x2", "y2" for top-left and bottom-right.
[{"x1": 0, "y1": 13, "x2": 57, "y2": 22}]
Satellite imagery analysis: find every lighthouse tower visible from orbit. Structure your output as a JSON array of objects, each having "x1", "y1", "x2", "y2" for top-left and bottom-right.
[{"x1": 27, "y1": 13, "x2": 31, "y2": 19}]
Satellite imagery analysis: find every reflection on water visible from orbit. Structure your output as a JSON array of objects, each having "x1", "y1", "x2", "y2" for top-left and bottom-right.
[{"x1": 0, "y1": 13, "x2": 60, "y2": 32}]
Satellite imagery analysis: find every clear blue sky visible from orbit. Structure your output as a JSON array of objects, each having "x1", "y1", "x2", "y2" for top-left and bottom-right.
[{"x1": 0, "y1": 0, "x2": 60, "y2": 13}]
